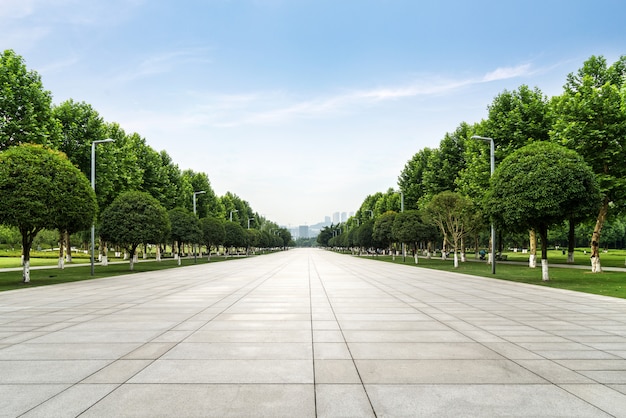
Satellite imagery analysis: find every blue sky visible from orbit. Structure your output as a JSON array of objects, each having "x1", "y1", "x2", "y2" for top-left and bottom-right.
[{"x1": 2, "y1": 0, "x2": 625, "y2": 227}]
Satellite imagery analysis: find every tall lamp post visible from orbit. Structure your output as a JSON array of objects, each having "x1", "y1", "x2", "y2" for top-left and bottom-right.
[
  {"x1": 229, "y1": 210, "x2": 238, "y2": 222},
  {"x1": 247, "y1": 218, "x2": 255, "y2": 229},
  {"x1": 471, "y1": 135, "x2": 496, "y2": 274},
  {"x1": 91, "y1": 138, "x2": 115, "y2": 276},
  {"x1": 192, "y1": 190, "x2": 206, "y2": 263}
]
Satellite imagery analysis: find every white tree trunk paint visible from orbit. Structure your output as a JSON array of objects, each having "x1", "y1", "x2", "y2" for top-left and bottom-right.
[
  {"x1": 156, "y1": 245, "x2": 162, "y2": 262},
  {"x1": 414, "y1": 253, "x2": 418, "y2": 264},
  {"x1": 65, "y1": 232, "x2": 72, "y2": 263},
  {"x1": 57, "y1": 257, "x2": 64, "y2": 269},
  {"x1": 591, "y1": 256, "x2": 602, "y2": 273},
  {"x1": 453, "y1": 252, "x2": 459, "y2": 268},
  {"x1": 529, "y1": 254, "x2": 537, "y2": 268},
  {"x1": 460, "y1": 252, "x2": 466, "y2": 263},
  {"x1": 23, "y1": 260, "x2": 30, "y2": 283},
  {"x1": 101, "y1": 255, "x2": 108, "y2": 266},
  {"x1": 541, "y1": 258, "x2": 549, "y2": 281},
  {"x1": 567, "y1": 252, "x2": 575, "y2": 263}
]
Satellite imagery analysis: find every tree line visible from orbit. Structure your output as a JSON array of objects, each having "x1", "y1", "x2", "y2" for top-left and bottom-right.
[
  {"x1": 319, "y1": 55, "x2": 626, "y2": 281},
  {"x1": 0, "y1": 49, "x2": 292, "y2": 282}
]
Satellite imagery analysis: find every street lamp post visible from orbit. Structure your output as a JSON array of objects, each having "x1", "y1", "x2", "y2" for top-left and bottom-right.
[
  {"x1": 471, "y1": 135, "x2": 496, "y2": 274},
  {"x1": 91, "y1": 138, "x2": 115, "y2": 276},
  {"x1": 229, "y1": 210, "x2": 238, "y2": 222},
  {"x1": 193, "y1": 190, "x2": 206, "y2": 263}
]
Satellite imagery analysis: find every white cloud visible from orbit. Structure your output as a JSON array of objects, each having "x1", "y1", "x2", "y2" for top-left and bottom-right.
[
  {"x1": 482, "y1": 63, "x2": 532, "y2": 82},
  {"x1": 176, "y1": 75, "x2": 480, "y2": 128}
]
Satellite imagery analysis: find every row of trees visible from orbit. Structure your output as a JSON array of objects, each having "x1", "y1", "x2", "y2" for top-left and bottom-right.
[
  {"x1": 0, "y1": 49, "x2": 292, "y2": 281},
  {"x1": 321, "y1": 55, "x2": 626, "y2": 280}
]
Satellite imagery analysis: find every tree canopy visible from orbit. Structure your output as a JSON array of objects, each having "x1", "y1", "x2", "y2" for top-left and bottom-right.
[
  {"x1": 100, "y1": 191, "x2": 170, "y2": 270},
  {"x1": 486, "y1": 142, "x2": 600, "y2": 279},
  {"x1": 0, "y1": 144, "x2": 96, "y2": 281}
]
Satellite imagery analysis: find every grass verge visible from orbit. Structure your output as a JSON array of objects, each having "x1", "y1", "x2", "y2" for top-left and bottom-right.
[
  {"x1": 0, "y1": 256, "x2": 237, "y2": 292},
  {"x1": 362, "y1": 254, "x2": 626, "y2": 299}
]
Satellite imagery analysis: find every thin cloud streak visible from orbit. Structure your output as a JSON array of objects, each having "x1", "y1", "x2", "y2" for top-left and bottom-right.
[{"x1": 183, "y1": 64, "x2": 535, "y2": 128}]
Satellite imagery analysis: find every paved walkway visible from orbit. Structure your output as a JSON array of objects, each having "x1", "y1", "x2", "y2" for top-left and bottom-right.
[{"x1": 1, "y1": 248, "x2": 626, "y2": 417}]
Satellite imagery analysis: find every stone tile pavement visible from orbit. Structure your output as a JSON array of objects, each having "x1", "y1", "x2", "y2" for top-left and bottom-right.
[{"x1": 1, "y1": 248, "x2": 626, "y2": 417}]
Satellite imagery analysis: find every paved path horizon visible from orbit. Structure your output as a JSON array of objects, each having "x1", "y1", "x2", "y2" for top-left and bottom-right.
[{"x1": 1, "y1": 248, "x2": 626, "y2": 417}]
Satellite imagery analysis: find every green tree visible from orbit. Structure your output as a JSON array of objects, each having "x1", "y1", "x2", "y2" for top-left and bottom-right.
[
  {"x1": 200, "y1": 216, "x2": 225, "y2": 260},
  {"x1": 52, "y1": 99, "x2": 109, "y2": 263},
  {"x1": 392, "y1": 210, "x2": 438, "y2": 263},
  {"x1": 483, "y1": 85, "x2": 551, "y2": 158},
  {"x1": 424, "y1": 191, "x2": 474, "y2": 268},
  {"x1": 373, "y1": 211, "x2": 397, "y2": 254},
  {"x1": 357, "y1": 220, "x2": 375, "y2": 253},
  {"x1": 100, "y1": 191, "x2": 170, "y2": 270},
  {"x1": 398, "y1": 148, "x2": 433, "y2": 210},
  {"x1": 182, "y1": 171, "x2": 223, "y2": 218},
  {"x1": 0, "y1": 50, "x2": 61, "y2": 150},
  {"x1": 486, "y1": 142, "x2": 600, "y2": 281},
  {"x1": 53, "y1": 99, "x2": 107, "y2": 174},
  {"x1": 551, "y1": 55, "x2": 626, "y2": 272},
  {"x1": 0, "y1": 144, "x2": 96, "y2": 282},
  {"x1": 246, "y1": 228, "x2": 260, "y2": 254},
  {"x1": 168, "y1": 207, "x2": 202, "y2": 264},
  {"x1": 420, "y1": 124, "x2": 469, "y2": 204},
  {"x1": 223, "y1": 221, "x2": 246, "y2": 255}
]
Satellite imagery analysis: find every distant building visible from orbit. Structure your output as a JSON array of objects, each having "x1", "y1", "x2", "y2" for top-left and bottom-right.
[
  {"x1": 324, "y1": 216, "x2": 331, "y2": 225},
  {"x1": 298, "y1": 225, "x2": 309, "y2": 239},
  {"x1": 332, "y1": 212, "x2": 340, "y2": 224},
  {"x1": 341, "y1": 212, "x2": 347, "y2": 222}
]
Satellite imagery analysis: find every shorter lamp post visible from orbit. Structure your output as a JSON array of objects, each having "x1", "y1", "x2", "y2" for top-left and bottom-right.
[
  {"x1": 91, "y1": 138, "x2": 115, "y2": 276},
  {"x1": 230, "y1": 210, "x2": 238, "y2": 222},
  {"x1": 471, "y1": 135, "x2": 496, "y2": 274},
  {"x1": 192, "y1": 190, "x2": 206, "y2": 263}
]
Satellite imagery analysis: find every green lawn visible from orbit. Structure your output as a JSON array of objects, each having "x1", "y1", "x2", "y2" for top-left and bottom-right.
[
  {"x1": 0, "y1": 255, "x2": 234, "y2": 292},
  {"x1": 373, "y1": 252, "x2": 626, "y2": 299}
]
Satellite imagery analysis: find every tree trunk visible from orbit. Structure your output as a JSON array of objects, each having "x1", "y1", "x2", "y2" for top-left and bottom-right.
[
  {"x1": 58, "y1": 231, "x2": 65, "y2": 269},
  {"x1": 529, "y1": 229, "x2": 537, "y2": 268},
  {"x1": 441, "y1": 237, "x2": 448, "y2": 260},
  {"x1": 539, "y1": 226, "x2": 549, "y2": 281},
  {"x1": 474, "y1": 235, "x2": 479, "y2": 259},
  {"x1": 156, "y1": 244, "x2": 162, "y2": 262},
  {"x1": 460, "y1": 236, "x2": 466, "y2": 262},
  {"x1": 590, "y1": 198, "x2": 609, "y2": 273},
  {"x1": 567, "y1": 219, "x2": 575, "y2": 264},
  {"x1": 453, "y1": 243, "x2": 459, "y2": 268},
  {"x1": 101, "y1": 239, "x2": 108, "y2": 266},
  {"x1": 64, "y1": 230, "x2": 72, "y2": 263},
  {"x1": 21, "y1": 229, "x2": 38, "y2": 283},
  {"x1": 143, "y1": 243, "x2": 148, "y2": 259}
]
